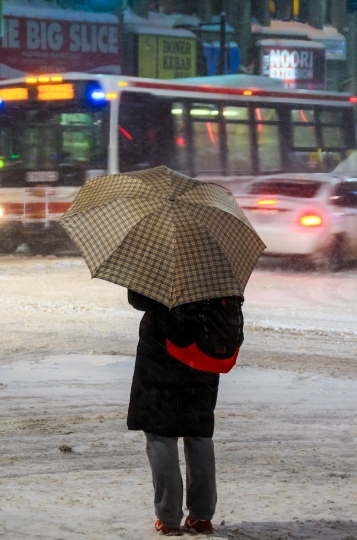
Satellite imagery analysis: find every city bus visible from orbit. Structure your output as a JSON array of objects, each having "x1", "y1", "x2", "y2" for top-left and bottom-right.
[{"x1": 0, "y1": 72, "x2": 355, "y2": 253}]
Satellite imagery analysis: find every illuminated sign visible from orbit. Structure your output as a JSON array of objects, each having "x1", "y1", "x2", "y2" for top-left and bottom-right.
[
  {"x1": 0, "y1": 87, "x2": 28, "y2": 100},
  {"x1": 37, "y1": 83, "x2": 74, "y2": 100},
  {"x1": 259, "y1": 42, "x2": 326, "y2": 90},
  {"x1": 138, "y1": 35, "x2": 196, "y2": 79}
]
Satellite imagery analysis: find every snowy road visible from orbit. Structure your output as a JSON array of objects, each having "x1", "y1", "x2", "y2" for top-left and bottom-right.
[{"x1": 1, "y1": 257, "x2": 357, "y2": 539}]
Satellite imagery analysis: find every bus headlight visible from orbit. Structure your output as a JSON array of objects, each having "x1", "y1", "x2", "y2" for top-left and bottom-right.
[{"x1": 0, "y1": 207, "x2": 3, "y2": 218}]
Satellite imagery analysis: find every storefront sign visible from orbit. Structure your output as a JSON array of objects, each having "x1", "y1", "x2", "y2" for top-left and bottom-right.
[
  {"x1": 138, "y1": 34, "x2": 196, "y2": 79},
  {"x1": 260, "y1": 44, "x2": 326, "y2": 90},
  {"x1": 0, "y1": 14, "x2": 120, "y2": 77}
]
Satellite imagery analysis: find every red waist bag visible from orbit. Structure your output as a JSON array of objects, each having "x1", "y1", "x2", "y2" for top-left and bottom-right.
[
  {"x1": 165, "y1": 296, "x2": 244, "y2": 374},
  {"x1": 166, "y1": 339, "x2": 239, "y2": 373}
]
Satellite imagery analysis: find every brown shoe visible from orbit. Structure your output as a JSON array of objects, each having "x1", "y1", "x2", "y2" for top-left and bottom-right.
[
  {"x1": 184, "y1": 516, "x2": 213, "y2": 533},
  {"x1": 155, "y1": 519, "x2": 181, "y2": 535}
]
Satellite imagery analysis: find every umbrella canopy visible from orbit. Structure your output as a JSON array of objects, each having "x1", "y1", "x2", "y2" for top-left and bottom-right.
[{"x1": 59, "y1": 166, "x2": 265, "y2": 309}]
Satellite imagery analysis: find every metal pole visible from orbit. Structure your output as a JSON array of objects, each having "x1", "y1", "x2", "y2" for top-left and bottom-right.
[
  {"x1": 218, "y1": 11, "x2": 226, "y2": 75},
  {"x1": 119, "y1": 6, "x2": 124, "y2": 75}
]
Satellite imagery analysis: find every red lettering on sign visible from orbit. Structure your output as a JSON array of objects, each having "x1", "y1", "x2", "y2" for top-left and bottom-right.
[{"x1": 0, "y1": 15, "x2": 121, "y2": 77}]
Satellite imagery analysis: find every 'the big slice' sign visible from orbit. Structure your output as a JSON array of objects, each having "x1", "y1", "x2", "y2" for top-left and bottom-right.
[
  {"x1": 0, "y1": 12, "x2": 120, "y2": 78},
  {"x1": 260, "y1": 42, "x2": 326, "y2": 90}
]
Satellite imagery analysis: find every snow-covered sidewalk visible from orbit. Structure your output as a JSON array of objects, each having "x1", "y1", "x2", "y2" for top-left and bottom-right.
[
  {"x1": 1, "y1": 257, "x2": 357, "y2": 538},
  {"x1": 1, "y1": 354, "x2": 357, "y2": 539}
]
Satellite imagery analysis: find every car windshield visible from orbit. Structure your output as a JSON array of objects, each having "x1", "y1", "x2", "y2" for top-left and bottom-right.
[
  {"x1": 248, "y1": 180, "x2": 322, "y2": 199},
  {"x1": 0, "y1": 107, "x2": 109, "y2": 171}
]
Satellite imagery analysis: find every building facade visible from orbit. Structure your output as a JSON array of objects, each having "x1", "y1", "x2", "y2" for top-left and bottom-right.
[
  {"x1": 1, "y1": 0, "x2": 357, "y2": 93},
  {"x1": 125, "y1": 0, "x2": 354, "y2": 92}
]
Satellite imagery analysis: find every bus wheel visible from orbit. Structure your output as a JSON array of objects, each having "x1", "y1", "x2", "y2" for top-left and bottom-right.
[
  {"x1": 26, "y1": 238, "x2": 55, "y2": 256},
  {"x1": 0, "y1": 236, "x2": 22, "y2": 254}
]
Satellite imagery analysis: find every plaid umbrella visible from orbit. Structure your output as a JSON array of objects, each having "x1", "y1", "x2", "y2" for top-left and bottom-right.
[{"x1": 59, "y1": 166, "x2": 265, "y2": 309}]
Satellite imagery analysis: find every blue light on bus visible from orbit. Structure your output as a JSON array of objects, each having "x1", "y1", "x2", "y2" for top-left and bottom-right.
[{"x1": 90, "y1": 90, "x2": 106, "y2": 102}]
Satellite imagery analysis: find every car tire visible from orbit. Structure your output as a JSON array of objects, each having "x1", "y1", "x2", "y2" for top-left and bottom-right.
[{"x1": 326, "y1": 236, "x2": 347, "y2": 273}]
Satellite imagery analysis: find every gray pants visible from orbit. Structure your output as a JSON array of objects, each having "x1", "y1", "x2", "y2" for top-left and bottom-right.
[{"x1": 145, "y1": 433, "x2": 217, "y2": 528}]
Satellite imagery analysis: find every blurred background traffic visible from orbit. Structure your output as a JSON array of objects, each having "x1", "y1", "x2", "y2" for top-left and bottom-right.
[{"x1": 0, "y1": 0, "x2": 357, "y2": 271}]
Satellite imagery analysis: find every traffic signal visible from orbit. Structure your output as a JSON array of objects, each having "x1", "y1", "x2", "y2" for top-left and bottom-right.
[{"x1": 347, "y1": 0, "x2": 357, "y2": 13}]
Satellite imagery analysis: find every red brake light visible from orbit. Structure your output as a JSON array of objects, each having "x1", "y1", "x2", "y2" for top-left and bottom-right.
[
  {"x1": 300, "y1": 215, "x2": 322, "y2": 227},
  {"x1": 257, "y1": 199, "x2": 278, "y2": 206},
  {"x1": 350, "y1": 96, "x2": 357, "y2": 103}
]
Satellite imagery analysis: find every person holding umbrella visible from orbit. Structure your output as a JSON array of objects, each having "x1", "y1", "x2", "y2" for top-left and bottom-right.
[{"x1": 59, "y1": 165, "x2": 265, "y2": 535}]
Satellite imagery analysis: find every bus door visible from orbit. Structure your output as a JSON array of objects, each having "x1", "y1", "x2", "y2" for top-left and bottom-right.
[{"x1": 118, "y1": 91, "x2": 174, "y2": 172}]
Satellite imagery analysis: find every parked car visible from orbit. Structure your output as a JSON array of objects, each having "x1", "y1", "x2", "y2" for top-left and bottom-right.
[{"x1": 235, "y1": 173, "x2": 357, "y2": 270}]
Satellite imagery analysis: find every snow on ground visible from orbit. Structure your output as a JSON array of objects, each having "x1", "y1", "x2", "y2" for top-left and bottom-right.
[{"x1": 1, "y1": 256, "x2": 357, "y2": 539}]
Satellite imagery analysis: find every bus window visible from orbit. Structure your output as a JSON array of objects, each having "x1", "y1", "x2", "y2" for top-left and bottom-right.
[
  {"x1": 171, "y1": 102, "x2": 188, "y2": 172},
  {"x1": 190, "y1": 103, "x2": 219, "y2": 119},
  {"x1": 61, "y1": 114, "x2": 94, "y2": 162},
  {"x1": 255, "y1": 108, "x2": 281, "y2": 172},
  {"x1": 258, "y1": 125, "x2": 281, "y2": 172},
  {"x1": 190, "y1": 103, "x2": 221, "y2": 173},
  {"x1": 0, "y1": 109, "x2": 107, "y2": 179},
  {"x1": 319, "y1": 110, "x2": 344, "y2": 124},
  {"x1": 226, "y1": 123, "x2": 252, "y2": 174},
  {"x1": 224, "y1": 106, "x2": 249, "y2": 120},
  {"x1": 291, "y1": 109, "x2": 317, "y2": 148},
  {"x1": 223, "y1": 106, "x2": 252, "y2": 174},
  {"x1": 63, "y1": 131, "x2": 90, "y2": 162},
  {"x1": 322, "y1": 126, "x2": 345, "y2": 148},
  {"x1": 318, "y1": 110, "x2": 346, "y2": 149},
  {"x1": 254, "y1": 108, "x2": 279, "y2": 122}
]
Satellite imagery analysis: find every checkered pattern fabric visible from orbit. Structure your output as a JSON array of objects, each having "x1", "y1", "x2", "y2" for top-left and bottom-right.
[
  {"x1": 59, "y1": 165, "x2": 266, "y2": 308},
  {"x1": 180, "y1": 182, "x2": 253, "y2": 230}
]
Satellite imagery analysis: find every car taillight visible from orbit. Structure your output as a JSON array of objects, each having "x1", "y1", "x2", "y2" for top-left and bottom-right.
[
  {"x1": 257, "y1": 199, "x2": 278, "y2": 206},
  {"x1": 300, "y1": 214, "x2": 323, "y2": 227}
]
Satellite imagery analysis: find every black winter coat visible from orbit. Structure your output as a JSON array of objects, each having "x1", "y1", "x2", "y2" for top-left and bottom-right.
[{"x1": 127, "y1": 290, "x2": 220, "y2": 437}]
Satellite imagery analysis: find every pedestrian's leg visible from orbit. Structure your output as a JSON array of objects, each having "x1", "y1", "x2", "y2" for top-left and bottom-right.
[
  {"x1": 145, "y1": 433, "x2": 184, "y2": 528},
  {"x1": 184, "y1": 436, "x2": 217, "y2": 521}
]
